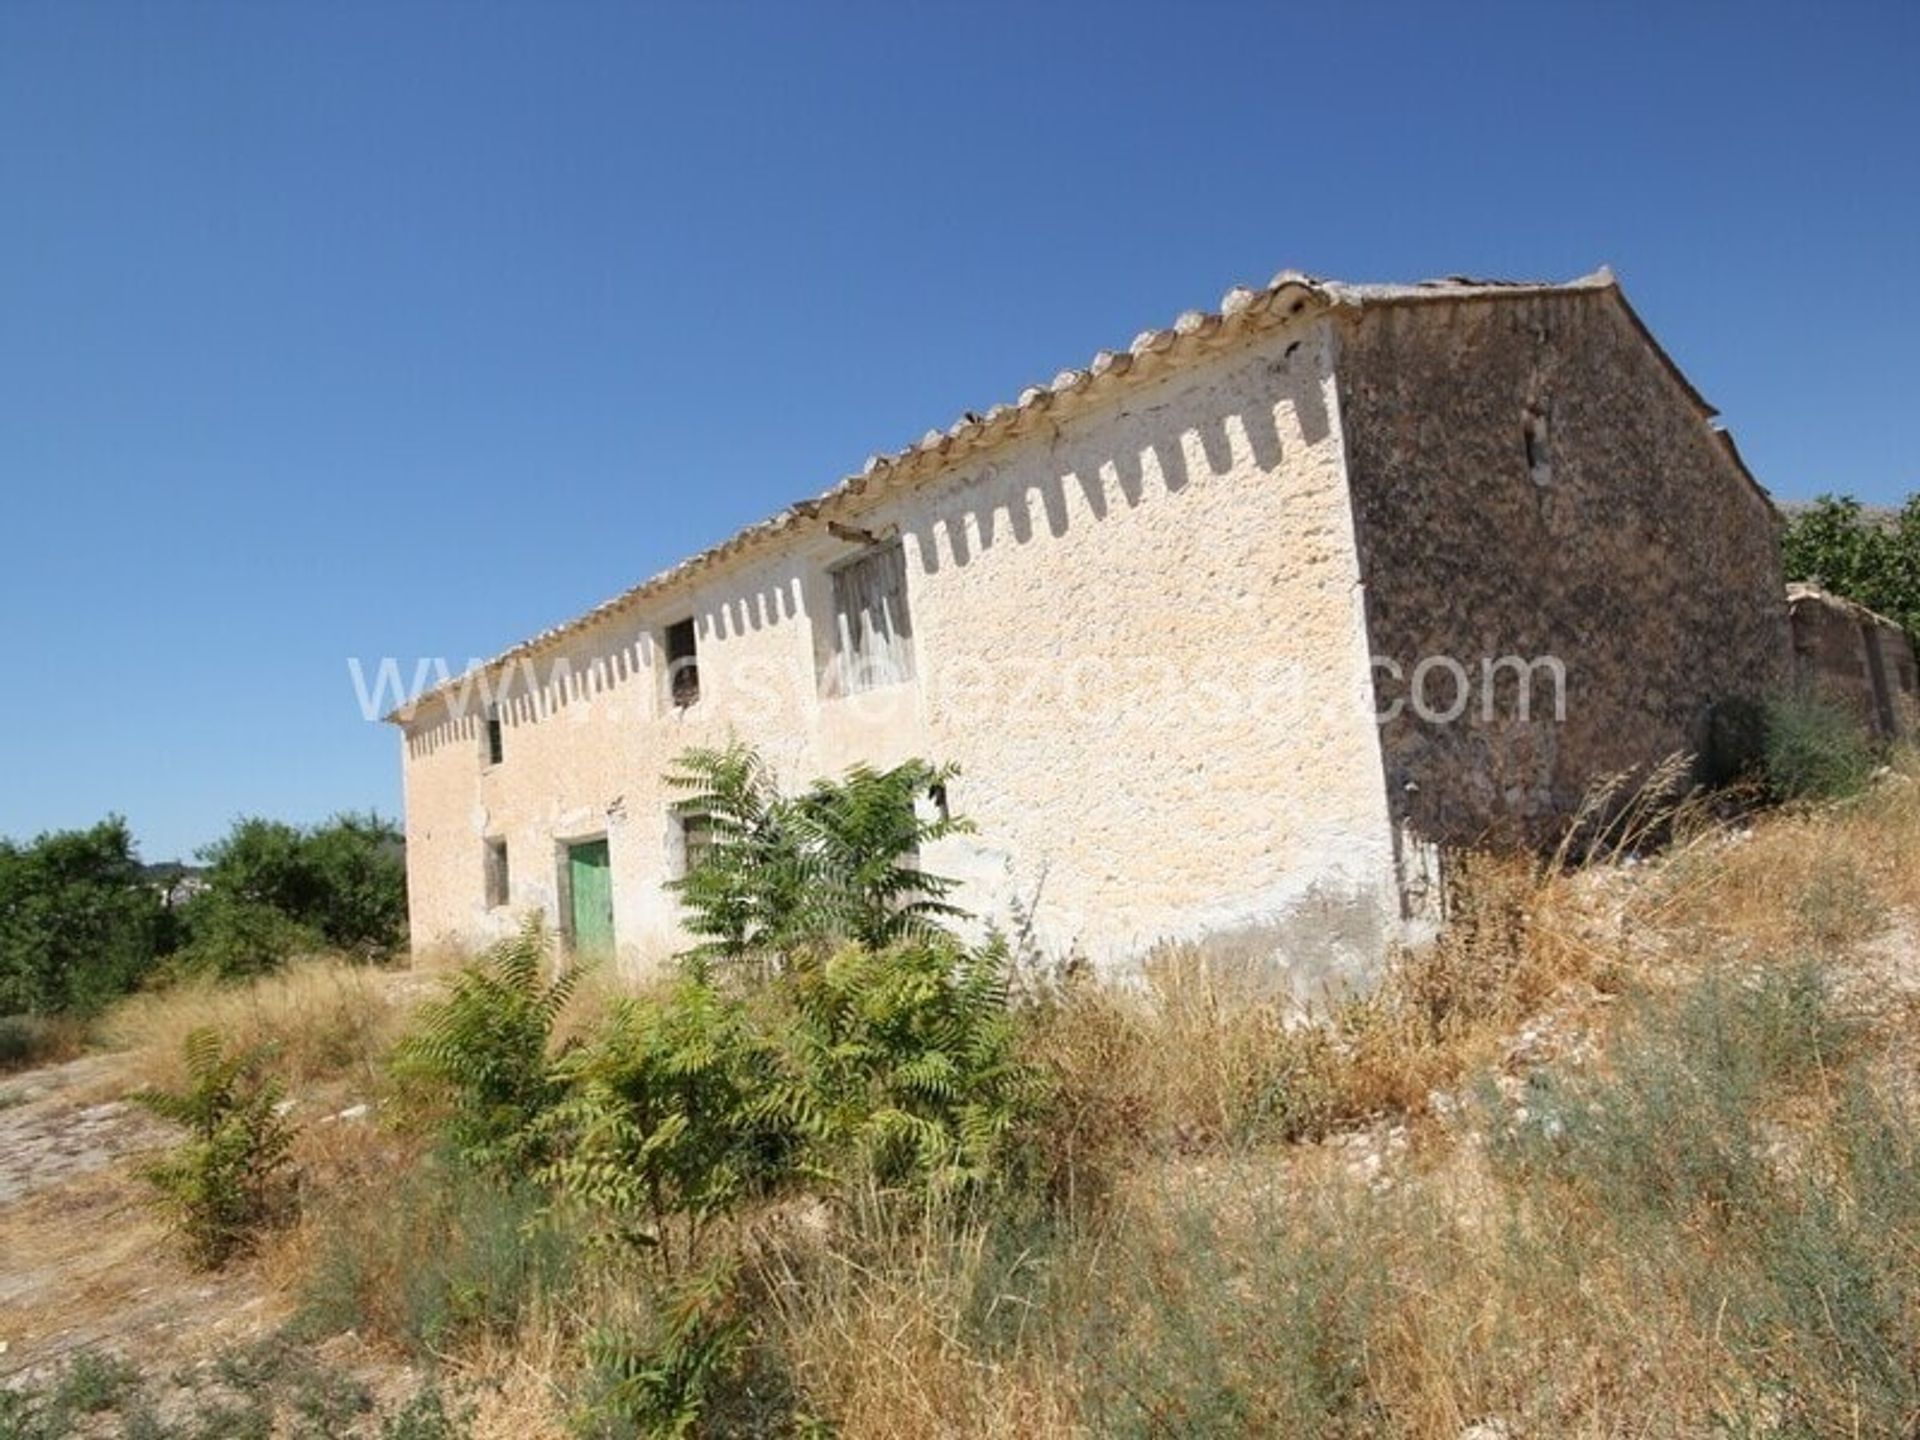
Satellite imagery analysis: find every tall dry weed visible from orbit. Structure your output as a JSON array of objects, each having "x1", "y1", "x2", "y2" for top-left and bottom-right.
[{"x1": 99, "y1": 957, "x2": 408, "y2": 1094}]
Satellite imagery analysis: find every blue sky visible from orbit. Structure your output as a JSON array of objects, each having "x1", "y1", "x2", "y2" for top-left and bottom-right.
[{"x1": 1, "y1": 1, "x2": 1915, "y2": 861}]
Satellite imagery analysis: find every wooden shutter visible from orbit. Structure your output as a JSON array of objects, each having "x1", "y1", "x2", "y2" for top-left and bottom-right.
[{"x1": 831, "y1": 541, "x2": 915, "y2": 694}]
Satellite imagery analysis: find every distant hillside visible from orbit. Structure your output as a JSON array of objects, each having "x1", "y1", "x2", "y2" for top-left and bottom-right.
[{"x1": 1778, "y1": 497, "x2": 1903, "y2": 527}]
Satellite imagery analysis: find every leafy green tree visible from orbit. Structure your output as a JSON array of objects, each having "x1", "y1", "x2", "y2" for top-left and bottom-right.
[
  {"x1": 0, "y1": 817, "x2": 165, "y2": 1016},
  {"x1": 665, "y1": 744, "x2": 970, "y2": 971},
  {"x1": 176, "y1": 812, "x2": 406, "y2": 976},
  {"x1": 1781, "y1": 493, "x2": 1920, "y2": 634}
]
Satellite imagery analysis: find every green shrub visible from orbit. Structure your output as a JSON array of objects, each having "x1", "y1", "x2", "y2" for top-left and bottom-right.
[
  {"x1": 781, "y1": 938, "x2": 1040, "y2": 1193},
  {"x1": 392, "y1": 917, "x2": 581, "y2": 1168},
  {"x1": 0, "y1": 1349, "x2": 142, "y2": 1440},
  {"x1": 541, "y1": 981, "x2": 806, "y2": 1272},
  {"x1": 1069, "y1": 1188, "x2": 1389, "y2": 1437},
  {"x1": 0, "y1": 817, "x2": 166, "y2": 1016},
  {"x1": 378, "y1": 1387, "x2": 470, "y2": 1440},
  {"x1": 169, "y1": 892, "x2": 325, "y2": 982},
  {"x1": 577, "y1": 1260, "x2": 750, "y2": 1439},
  {"x1": 132, "y1": 1028, "x2": 297, "y2": 1268},
  {"x1": 666, "y1": 744, "x2": 969, "y2": 971},
  {"x1": 173, "y1": 813, "x2": 407, "y2": 978},
  {"x1": 1762, "y1": 690, "x2": 1877, "y2": 802},
  {"x1": 1494, "y1": 958, "x2": 1853, "y2": 1228}
]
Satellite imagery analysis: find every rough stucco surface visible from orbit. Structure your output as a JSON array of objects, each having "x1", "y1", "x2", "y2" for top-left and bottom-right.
[
  {"x1": 1336, "y1": 291, "x2": 1789, "y2": 848},
  {"x1": 1788, "y1": 586, "x2": 1920, "y2": 741},
  {"x1": 402, "y1": 316, "x2": 1399, "y2": 991}
]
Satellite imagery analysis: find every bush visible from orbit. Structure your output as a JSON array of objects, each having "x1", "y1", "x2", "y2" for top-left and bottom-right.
[
  {"x1": 1782, "y1": 492, "x2": 1920, "y2": 635},
  {"x1": 174, "y1": 813, "x2": 407, "y2": 978},
  {"x1": 667, "y1": 745, "x2": 969, "y2": 971},
  {"x1": 0, "y1": 1350, "x2": 142, "y2": 1440},
  {"x1": 0, "y1": 817, "x2": 165, "y2": 1016},
  {"x1": 169, "y1": 891, "x2": 325, "y2": 981},
  {"x1": 133, "y1": 1028, "x2": 297, "y2": 1268},
  {"x1": 1493, "y1": 958, "x2": 1854, "y2": 1229},
  {"x1": 782, "y1": 938, "x2": 1039, "y2": 1193},
  {"x1": 1763, "y1": 690, "x2": 1878, "y2": 801},
  {"x1": 577, "y1": 1260, "x2": 754, "y2": 1439},
  {"x1": 392, "y1": 917, "x2": 581, "y2": 1168},
  {"x1": 542, "y1": 980, "x2": 805, "y2": 1272}
]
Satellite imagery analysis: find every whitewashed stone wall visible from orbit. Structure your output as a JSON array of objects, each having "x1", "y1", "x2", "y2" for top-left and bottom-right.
[{"x1": 400, "y1": 312, "x2": 1400, "y2": 993}]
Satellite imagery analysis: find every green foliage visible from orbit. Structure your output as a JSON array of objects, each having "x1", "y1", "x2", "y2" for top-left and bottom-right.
[
  {"x1": 174, "y1": 813, "x2": 406, "y2": 978},
  {"x1": 1782, "y1": 492, "x2": 1920, "y2": 634},
  {"x1": 541, "y1": 982, "x2": 806, "y2": 1271},
  {"x1": 133, "y1": 1028, "x2": 296, "y2": 1268},
  {"x1": 0, "y1": 1338, "x2": 472, "y2": 1440},
  {"x1": 577, "y1": 1262, "x2": 748, "y2": 1439},
  {"x1": 0, "y1": 816, "x2": 165, "y2": 1016},
  {"x1": 664, "y1": 745, "x2": 808, "y2": 969},
  {"x1": 1762, "y1": 690, "x2": 1878, "y2": 801},
  {"x1": 666, "y1": 744, "x2": 970, "y2": 971},
  {"x1": 378, "y1": 1387, "x2": 471, "y2": 1440},
  {"x1": 782, "y1": 938, "x2": 1038, "y2": 1192},
  {"x1": 171, "y1": 892, "x2": 324, "y2": 982},
  {"x1": 392, "y1": 917, "x2": 581, "y2": 1167}
]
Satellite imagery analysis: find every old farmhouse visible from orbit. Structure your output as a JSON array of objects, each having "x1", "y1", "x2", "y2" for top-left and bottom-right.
[{"x1": 390, "y1": 268, "x2": 1786, "y2": 994}]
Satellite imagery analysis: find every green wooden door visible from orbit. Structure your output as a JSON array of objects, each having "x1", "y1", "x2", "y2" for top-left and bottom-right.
[{"x1": 567, "y1": 839, "x2": 614, "y2": 956}]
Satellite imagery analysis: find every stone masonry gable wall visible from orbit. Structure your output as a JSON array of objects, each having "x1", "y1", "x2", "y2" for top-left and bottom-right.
[
  {"x1": 401, "y1": 315, "x2": 1399, "y2": 991},
  {"x1": 1335, "y1": 289, "x2": 1788, "y2": 852}
]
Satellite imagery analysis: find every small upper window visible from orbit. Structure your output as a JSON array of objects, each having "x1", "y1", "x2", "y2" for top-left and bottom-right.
[
  {"x1": 823, "y1": 540, "x2": 916, "y2": 697},
  {"x1": 484, "y1": 837, "x2": 510, "y2": 908},
  {"x1": 483, "y1": 704, "x2": 504, "y2": 767},
  {"x1": 1524, "y1": 406, "x2": 1553, "y2": 488},
  {"x1": 665, "y1": 618, "x2": 700, "y2": 708}
]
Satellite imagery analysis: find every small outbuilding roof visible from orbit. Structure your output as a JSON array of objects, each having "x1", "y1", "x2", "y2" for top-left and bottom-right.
[
  {"x1": 390, "y1": 266, "x2": 1760, "y2": 723},
  {"x1": 1787, "y1": 581, "x2": 1913, "y2": 636}
]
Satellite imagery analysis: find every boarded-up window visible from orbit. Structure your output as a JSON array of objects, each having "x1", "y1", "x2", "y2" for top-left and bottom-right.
[
  {"x1": 825, "y1": 541, "x2": 915, "y2": 696},
  {"x1": 484, "y1": 838, "x2": 510, "y2": 908}
]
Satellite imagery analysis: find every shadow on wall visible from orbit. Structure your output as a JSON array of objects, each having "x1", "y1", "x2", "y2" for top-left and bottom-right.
[
  {"x1": 1135, "y1": 877, "x2": 1389, "y2": 1014},
  {"x1": 405, "y1": 357, "x2": 1325, "y2": 760}
]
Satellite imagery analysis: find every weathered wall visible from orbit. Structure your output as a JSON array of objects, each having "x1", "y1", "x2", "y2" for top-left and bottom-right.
[
  {"x1": 1788, "y1": 583, "x2": 1920, "y2": 741},
  {"x1": 1335, "y1": 288, "x2": 1789, "y2": 852},
  {"x1": 400, "y1": 315, "x2": 1400, "y2": 993}
]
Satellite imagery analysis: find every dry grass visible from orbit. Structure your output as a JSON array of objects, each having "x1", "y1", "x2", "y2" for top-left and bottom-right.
[
  {"x1": 753, "y1": 756, "x2": 1920, "y2": 1439},
  {"x1": 759, "y1": 1196, "x2": 1078, "y2": 1439},
  {"x1": 17, "y1": 754, "x2": 1918, "y2": 1437},
  {"x1": 0, "y1": 1011, "x2": 91, "y2": 1075},
  {"x1": 1026, "y1": 846, "x2": 1600, "y2": 1209},
  {"x1": 97, "y1": 955, "x2": 414, "y2": 1095}
]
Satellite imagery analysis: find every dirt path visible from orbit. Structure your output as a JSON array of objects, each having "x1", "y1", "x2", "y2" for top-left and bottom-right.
[{"x1": 0, "y1": 1055, "x2": 285, "y2": 1386}]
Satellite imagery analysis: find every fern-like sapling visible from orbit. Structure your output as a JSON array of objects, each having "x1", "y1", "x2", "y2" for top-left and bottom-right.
[
  {"x1": 134, "y1": 1027, "x2": 296, "y2": 1268},
  {"x1": 392, "y1": 915, "x2": 583, "y2": 1168}
]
